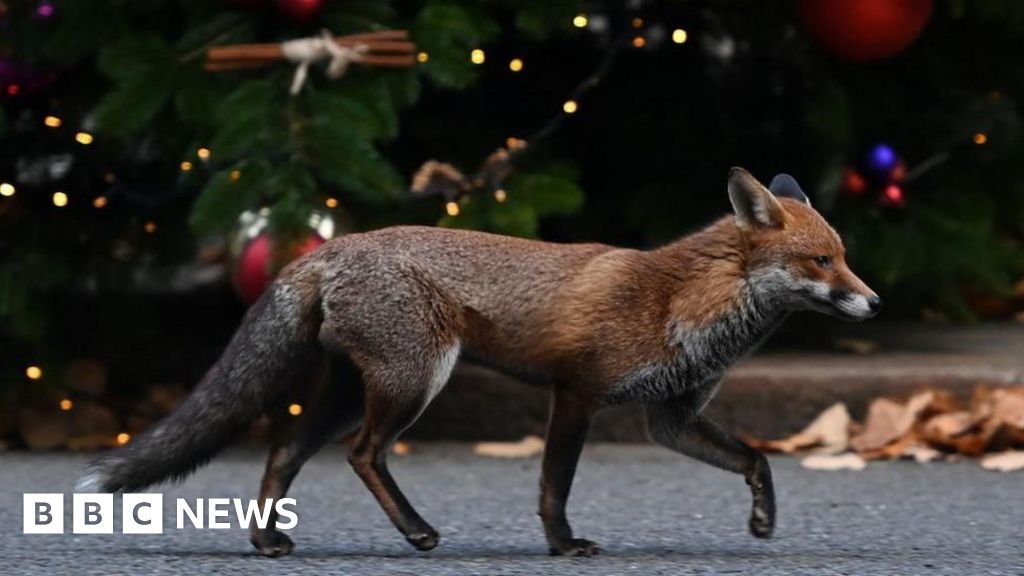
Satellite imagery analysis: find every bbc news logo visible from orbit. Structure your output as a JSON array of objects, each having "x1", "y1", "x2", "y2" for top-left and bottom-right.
[{"x1": 23, "y1": 494, "x2": 297, "y2": 534}]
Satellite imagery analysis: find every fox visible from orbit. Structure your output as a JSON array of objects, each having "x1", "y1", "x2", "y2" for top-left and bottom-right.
[{"x1": 77, "y1": 167, "x2": 880, "y2": 557}]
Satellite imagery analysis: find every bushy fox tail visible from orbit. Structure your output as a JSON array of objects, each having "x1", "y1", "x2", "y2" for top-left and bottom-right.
[{"x1": 77, "y1": 279, "x2": 321, "y2": 493}]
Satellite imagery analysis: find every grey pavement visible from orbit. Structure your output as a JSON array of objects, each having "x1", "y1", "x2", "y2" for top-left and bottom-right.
[{"x1": 2, "y1": 444, "x2": 1022, "y2": 575}]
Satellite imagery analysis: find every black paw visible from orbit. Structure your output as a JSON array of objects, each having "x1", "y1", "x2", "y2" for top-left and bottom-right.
[
  {"x1": 406, "y1": 529, "x2": 441, "y2": 551},
  {"x1": 749, "y1": 506, "x2": 774, "y2": 539},
  {"x1": 251, "y1": 529, "x2": 295, "y2": 558},
  {"x1": 549, "y1": 538, "x2": 601, "y2": 557}
]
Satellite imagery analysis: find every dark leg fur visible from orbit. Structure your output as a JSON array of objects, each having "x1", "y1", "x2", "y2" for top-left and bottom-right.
[
  {"x1": 539, "y1": 390, "x2": 599, "y2": 556},
  {"x1": 251, "y1": 355, "x2": 364, "y2": 558},
  {"x1": 647, "y1": 401, "x2": 775, "y2": 539},
  {"x1": 347, "y1": 368, "x2": 441, "y2": 552}
]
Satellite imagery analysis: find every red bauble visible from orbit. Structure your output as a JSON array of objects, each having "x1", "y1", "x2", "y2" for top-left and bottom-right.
[
  {"x1": 273, "y1": 0, "x2": 324, "y2": 21},
  {"x1": 799, "y1": 0, "x2": 933, "y2": 62},
  {"x1": 233, "y1": 233, "x2": 325, "y2": 304}
]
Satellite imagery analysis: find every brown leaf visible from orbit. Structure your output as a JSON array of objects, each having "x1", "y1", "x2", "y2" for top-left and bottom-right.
[
  {"x1": 922, "y1": 411, "x2": 974, "y2": 443},
  {"x1": 980, "y1": 450, "x2": 1024, "y2": 472},
  {"x1": 473, "y1": 435, "x2": 545, "y2": 459},
  {"x1": 850, "y1": 392, "x2": 934, "y2": 453},
  {"x1": 801, "y1": 453, "x2": 867, "y2": 471},
  {"x1": 750, "y1": 403, "x2": 851, "y2": 454}
]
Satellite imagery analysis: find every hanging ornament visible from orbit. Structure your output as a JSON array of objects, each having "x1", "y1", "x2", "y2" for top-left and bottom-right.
[
  {"x1": 841, "y1": 167, "x2": 868, "y2": 197},
  {"x1": 863, "y1": 142, "x2": 902, "y2": 184},
  {"x1": 843, "y1": 142, "x2": 909, "y2": 207},
  {"x1": 230, "y1": 209, "x2": 337, "y2": 304},
  {"x1": 33, "y1": 0, "x2": 55, "y2": 20},
  {"x1": 273, "y1": 0, "x2": 324, "y2": 22},
  {"x1": 798, "y1": 0, "x2": 933, "y2": 62},
  {"x1": 0, "y1": 57, "x2": 54, "y2": 96},
  {"x1": 878, "y1": 183, "x2": 906, "y2": 208}
]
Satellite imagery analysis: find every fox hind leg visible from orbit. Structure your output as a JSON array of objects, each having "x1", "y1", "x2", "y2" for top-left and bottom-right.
[
  {"x1": 318, "y1": 264, "x2": 463, "y2": 551},
  {"x1": 346, "y1": 343, "x2": 459, "y2": 551},
  {"x1": 251, "y1": 353, "x2": 365, "y2": 557}
]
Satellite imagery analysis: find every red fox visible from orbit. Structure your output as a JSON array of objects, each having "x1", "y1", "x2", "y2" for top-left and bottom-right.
[{"x1": 78, "y1": 168, "x2": 879, "y2": 557}]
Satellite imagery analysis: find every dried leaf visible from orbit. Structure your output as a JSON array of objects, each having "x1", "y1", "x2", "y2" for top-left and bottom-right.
[
  {"x1": 850, "y1": 392, "x2": 934, "y2": 453},
  {"x1": 473, "y1": 435, "x2": 545, "y2": 459},
  {"x1": 980, "y1": 451, "x2": 1024, "y2": 472},
  {"x1": 922, "y1": 411, "x2": 974, "y2": 442},
  {"x1": 750, "y1": 403, "x2": 851, "y2": 454},
  {"x1": 801, "y1": 453, "x2": 867, "y2": 471}
]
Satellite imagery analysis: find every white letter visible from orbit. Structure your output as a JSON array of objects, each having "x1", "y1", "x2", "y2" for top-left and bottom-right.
[
  {"x1": 177, "y1": 498, "x2": 203, "y2": 529},
  {"x1": 23, "y1": 494, "x2": 63, "y2": 534},
  {"x1": 123, "y1": 494, "x2": 163, "y2": 534},
  {"x1": 73, "y1": 493, "x2": 113, "y2": 534},
  {"x1": 233, "y1": 499, "x2": 272, "y2": 530},
  {"x1": 208, "y1": 498, "x2": 230, "y2": 529},
  {"x1": 274, "y1": 498, "x2": 298, "y2": 530}
]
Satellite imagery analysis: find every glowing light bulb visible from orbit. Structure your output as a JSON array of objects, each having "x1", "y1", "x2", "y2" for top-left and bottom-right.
[
  {"x1": 0, "y1": 183, "x2": 14, "y2": 197},
  {"x1": 509, "y1": 58, "x2": 524, "y2": 72},
  {"x1": 144, "y1": 221, "x2": 157, "y2": 234},
  {"x1": 197, "y1": 147, "x2": 211, "y2": 160},
  {"x1": 632, "y1": 17, "x2": 644, "y2": 28},
  {"x1": 230, "y1": 170, "x2": 242, "y2": 182},
  {"x1": 52, "y1": 191, "x2": 68, "y2": 207},
  {"x1": 26, "y1": 366, "x2": 43, "y2": 380},
  {"x1": 632, "y1": 36, "x2": 646, "y2": 48},
  {"x1": 573, "y1": 14, "x2": 588, "y2": 28},
  {"x1": 325, "y1": 197, "x2": 339, "y2": 208},
  {"x1": 93, "y1": 196, "x2": 108, "y2": 208},
  {"x1": 288, "y1": 403, "x2": 303, "y2": 416},
  {"x1": 470, "y1": 49, "x2": 485, "y2": 64},
  {"x1": 116, "y1": 433, "x2": 131, "y2": 445},
  {"x1": 60, "y1": 399, "x2": 73, "y2": 411},
  {"x1": 672, "y1": 29, "x2": 688, "y2": 44},
  {"x1": 417, "y1": 52, "x2": 429, "y2": 63},
  {"x1": 75, "y1": 132, "x2": 94, "y2": 145},
  {"x1": 563, "y1": 100, "x2": 578, "y2": 114},
  {"x1": 44, "y1": 115, "x2": 62, "y2": 128},
  {"x1": 973, "y1": 132, "x2": 988, "y2": 145},
  {"x1": 445, "y1": 201, "x2": 460, "y2": 216},
  {"x1": 494, "y1": 189, "x2": 507, "y2": 203},
  {"x1": 180, "y1": 161, "x2": 193, "y2": 172}
]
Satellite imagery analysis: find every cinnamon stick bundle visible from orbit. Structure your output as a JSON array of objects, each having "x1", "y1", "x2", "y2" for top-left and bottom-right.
[{"x1": 205, "y1": 29, "x2": 416, "y2": 72}]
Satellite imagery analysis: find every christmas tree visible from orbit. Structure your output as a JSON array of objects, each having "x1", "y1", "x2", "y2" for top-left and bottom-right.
[{"x1": 2, "y1": 0, "x2": 1024, "y2": 435}]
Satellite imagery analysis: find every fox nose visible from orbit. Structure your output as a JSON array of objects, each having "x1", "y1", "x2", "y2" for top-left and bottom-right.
[{"x1": 867, "y1": 295, "x2": 883, "y2": 314}]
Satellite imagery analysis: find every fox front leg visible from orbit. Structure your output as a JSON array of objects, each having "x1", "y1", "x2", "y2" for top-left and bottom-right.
[
  {"x1": 646, "y1": 399, "x2": 775, "y2": 539},
  {"x1": 538, "y1": 389, "x2": 600, "y2": 556}
]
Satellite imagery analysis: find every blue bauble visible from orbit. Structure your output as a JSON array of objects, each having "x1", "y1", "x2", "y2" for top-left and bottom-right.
[{"x1": 864, "y1": 143, "x2": 899, "y2": 181}]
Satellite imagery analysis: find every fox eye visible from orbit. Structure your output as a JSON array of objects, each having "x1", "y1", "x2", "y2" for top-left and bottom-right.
[{"x1": 813, "y1": 255, "x2": 833, "y2": 269}]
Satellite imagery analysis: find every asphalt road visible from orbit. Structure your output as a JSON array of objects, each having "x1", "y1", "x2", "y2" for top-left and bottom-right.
[{"x1": 2, "y1": 444, "x2": 1021, "y2": 575}]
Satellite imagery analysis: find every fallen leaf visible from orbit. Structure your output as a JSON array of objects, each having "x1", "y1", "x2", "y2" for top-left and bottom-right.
[
  {"x1": 801, "y1": 453, "x2": 867, "y2": 471},
  {"x1": 850, "y1": 392, "x2": 934, "y2": 453},
  {"x1": 905, "y1": 445, "x2": 942, "y2": 463},
  {"x1": 748, "y1": 403, "x2": 851, "y2": 454},
  {"x1": 980, "y1": 451, "x2": 1024, "y2": 472},
  {"x1": 922, "y1": 411, "x2": 974, "y2": 441},
  {"x1": 473, "y1": 435, "x2": 545, "y2": 459}
]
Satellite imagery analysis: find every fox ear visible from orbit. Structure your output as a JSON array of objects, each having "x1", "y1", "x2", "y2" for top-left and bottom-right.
[
  {"x1": 727, "y1": 167, "x2": 787, "y2": 229},
  {"x1": 769, "y1": 173, "x2": 811, "y2": 206}
]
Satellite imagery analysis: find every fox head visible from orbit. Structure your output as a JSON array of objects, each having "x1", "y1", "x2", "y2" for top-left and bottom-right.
[{"x1": 727, "y1": 167, "x2": 881, "y2": 321}]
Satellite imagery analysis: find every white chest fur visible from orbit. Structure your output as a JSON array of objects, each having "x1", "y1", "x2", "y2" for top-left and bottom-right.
[{"x1": 604, "y1": 294, "x2": 782, "y2": 407}]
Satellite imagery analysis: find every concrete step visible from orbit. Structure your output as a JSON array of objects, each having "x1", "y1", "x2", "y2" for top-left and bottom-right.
[{"x1": 407, "y1": 322, "x2": 1024, "y2": 442}]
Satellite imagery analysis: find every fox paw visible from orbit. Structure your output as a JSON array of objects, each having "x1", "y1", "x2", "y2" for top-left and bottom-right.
[
  {"x1": 406, "y1": 529, "x2": 440, "y2": 551},
  {"x1": 251, "y1": 529, "x2": 295, "y2": 558},
  {"x1": 549, "y1": 538, "x2": 601, "y2": 557},
  {"x1": 749, "y1": 505, "x2": 774, "y2": 539}
]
